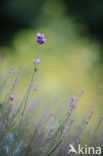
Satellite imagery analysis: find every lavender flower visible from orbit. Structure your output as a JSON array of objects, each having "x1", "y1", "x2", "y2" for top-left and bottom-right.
[
  {"x1": 69, "y1": 97, "x2": 78, "y2": 109},
  {"x1": 36, "y1": 58, "x2": 40, "y2": 65},
  {"x1": 33, "y1": 58, "x2": 40, "y2": 66},
  {"x1": 35, "y1": 33, "x2": 46, "y2": 44}
]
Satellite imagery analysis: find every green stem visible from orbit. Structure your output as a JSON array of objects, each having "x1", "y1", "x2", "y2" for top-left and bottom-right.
[
  {"x1": 19, "y1": 67, "x2": 36, "y2": 128},
  {"x1": 37, "y1": 44, "x2": 40, "y2": 59}
]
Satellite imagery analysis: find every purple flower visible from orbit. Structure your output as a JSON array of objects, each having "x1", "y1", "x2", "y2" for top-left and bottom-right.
[
  {"x1": 35, "y1": 33, "x2": 46, "y2": 44},
  {"x1": 33, "y1": 58, "x2": 40, "y2": 65},
  {"x1": 69, "y1": 97, "x2": 78, "y2": 109},
  {"x1": 70, "y1": 97, "x2": 75, "y2": 103},
  {"x1": 36, "y1": 58, "x2": 40, "y2": 65}
]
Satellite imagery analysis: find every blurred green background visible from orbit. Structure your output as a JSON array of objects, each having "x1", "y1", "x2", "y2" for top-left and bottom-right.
[{"x1": 0, "y1": 0, "x2": 103, "y2": 123}]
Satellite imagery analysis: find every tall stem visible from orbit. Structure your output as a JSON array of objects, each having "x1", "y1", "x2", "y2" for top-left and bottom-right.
[
  {"x1": 37, "y1": 44, "x2": 40, "y2": 59},
  {"x1": 19, "y1": 45, "x2": 40, "y2": 128}
]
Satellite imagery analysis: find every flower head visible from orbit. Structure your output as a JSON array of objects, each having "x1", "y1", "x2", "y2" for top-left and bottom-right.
[{"x1": 35, "y1": 33, "x2": 46, "y2": 44}]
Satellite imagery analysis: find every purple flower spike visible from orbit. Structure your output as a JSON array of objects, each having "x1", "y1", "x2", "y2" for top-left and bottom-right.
[
  {"x1": 36, "y1": 58, "x2": 40, "y2": 65},
  {"x1": 35, "y1": 33, "x2": 46, "y2": 44}
]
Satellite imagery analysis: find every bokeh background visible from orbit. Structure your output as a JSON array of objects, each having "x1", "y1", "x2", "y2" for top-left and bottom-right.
[{"x1": 0, "y1": 0, "x2": 103, "y2": 125}]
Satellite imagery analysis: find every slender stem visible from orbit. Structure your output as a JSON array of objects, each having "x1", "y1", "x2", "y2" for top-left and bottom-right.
[
  {"x1": 24, "y1": 127, "x2": 38, "y2": 156},
  {"x1": 87, "y1": 117, "x2": 103, "y2": 145},
  {"x1": 37, "y1": 44, "x2": 40, "y2": 59},
  {"x1": 18, "y1": 45, "x2": 40, "y2": 128},
  {"x1": 19, "y1": 68, "x2": 35, "y2": 128}
]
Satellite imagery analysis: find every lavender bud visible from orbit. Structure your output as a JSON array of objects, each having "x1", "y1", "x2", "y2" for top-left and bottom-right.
[{"x1": 36, "y1": 58, "x2": 40, "y2": 65}]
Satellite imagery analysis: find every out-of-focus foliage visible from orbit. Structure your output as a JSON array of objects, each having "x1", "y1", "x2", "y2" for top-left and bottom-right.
[
  {"x1": 0, "y1": 0, "x2": 45, "y2": 45},
  {"x1": 0, "y1": 0, "x2": 103, "y2": 45},
  {"x1": 0, "y1": 66, "x2": 103, "y2": 156},
  {"x1": 64, "y1": 0, "x2": 103, "y2": 39}
]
